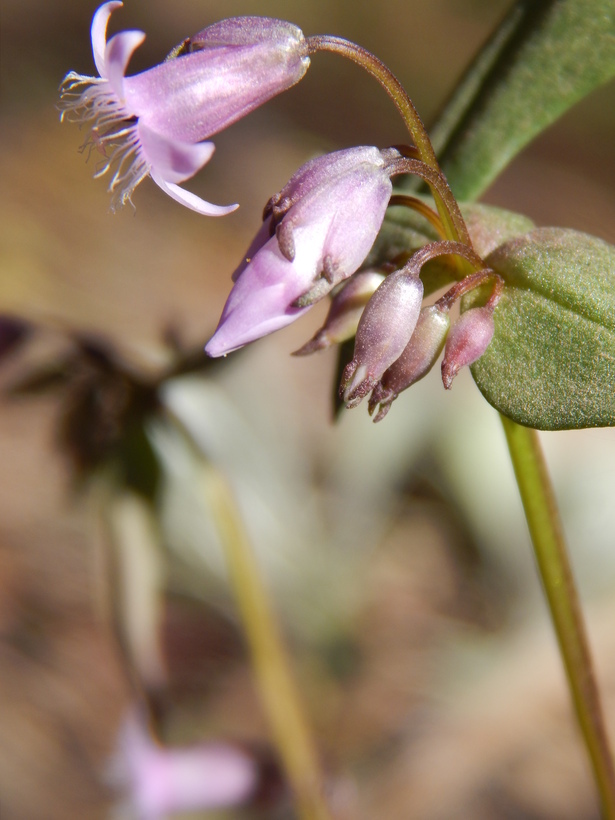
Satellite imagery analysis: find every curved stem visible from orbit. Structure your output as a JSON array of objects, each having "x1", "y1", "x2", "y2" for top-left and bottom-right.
[
  {"x1": 306, "y1": 35, "x2": 471, "y2": 248},
  {"x1": 385, "y1": 156, "x2": 471, "y2": 248},
  {"x1": 388, "y1": 194, "x2": 447, "y2": 239},
  {"x1": 501, "y1": 415, "x2": 615, "y2": 819}
]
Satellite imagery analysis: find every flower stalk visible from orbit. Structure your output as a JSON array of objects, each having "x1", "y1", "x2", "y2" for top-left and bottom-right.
[
  {"x1": 388, "y1": 194, "x2": 447, "y2": 239},
  {"x1": 501, "y1": 415, "x2": 615, "y2": 819},
  {"x1": 306, "y1": 35, "x2": 471, "y2": 249}
]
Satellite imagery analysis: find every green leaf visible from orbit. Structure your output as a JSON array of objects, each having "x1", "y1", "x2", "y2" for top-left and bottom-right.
[
  {"x1": 435, "y1": 0, "x2": 615, "y2": 200},
  {"x1": 465, "y1": 228, "x2": 615, "y2": 429}
]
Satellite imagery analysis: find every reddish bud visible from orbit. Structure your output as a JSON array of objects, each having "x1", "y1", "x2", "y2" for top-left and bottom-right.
[{"x1": 441, "y1": 306, "x2": 494, "y2": 389}]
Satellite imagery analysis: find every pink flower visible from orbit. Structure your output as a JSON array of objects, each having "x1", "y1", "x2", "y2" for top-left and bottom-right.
[
  {"x1": 205, "y1": 146, "x2": 393, "y2": 356},
  {"x1": 60, "y1": 3, "x2": 310, "y2": 213},
  {"x1": 293, "y1": 271, "x2": 386, "y2": 355}
]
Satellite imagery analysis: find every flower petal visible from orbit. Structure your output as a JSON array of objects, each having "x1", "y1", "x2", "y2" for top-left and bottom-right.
[
  {"x1": 91, "y1": 1, "x2": 124, "y2": 78},
  {"x1": 150, "y1": 170, "x2": 239, "y2": 217},
  {"x1": 124, "y1": 18, "x2": 309, "y2": 145},
  {"x1": 138, "y1": 122, "x2": 216, "y2": 184},
  {"x1": 105, "y1": 29, "x2": 146, "y2": 100},
  {"x1": 205, "y1": 227, "x2": 325, "y2": 356}
]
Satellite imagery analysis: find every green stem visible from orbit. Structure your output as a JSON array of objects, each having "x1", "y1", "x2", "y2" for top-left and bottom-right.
[
  {"x1": 501, "y1": 415, "x2": 615, "y2": 818},
  {"x1": 388, "y1": 194, "x2": 447, "y2": 239}
]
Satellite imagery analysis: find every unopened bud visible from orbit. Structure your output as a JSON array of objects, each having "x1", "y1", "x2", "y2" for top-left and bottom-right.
[
  {"x1": 369, "y1": 305, "x2": 450, "y2": 421},
  {"x1": 441, "y1": 306, "x2": 494, "y2": 389},
  {"x1": 341, "y1": 271, "x2": 423, "y2": 406},
  {"x1": 293, "y1": 271, "x2": 385, "y2": 355}
]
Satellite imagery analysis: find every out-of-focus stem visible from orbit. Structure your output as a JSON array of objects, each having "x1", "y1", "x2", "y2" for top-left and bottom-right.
[
  {"x1": 202, "y1": 469, "x2": 330, "y2": 820},
  {"x1": 164, "y1": 408, "x2": 330, "y2": 819},
  {"x1": 501, "y1": 415, "x2": 615, "y2": 819}
]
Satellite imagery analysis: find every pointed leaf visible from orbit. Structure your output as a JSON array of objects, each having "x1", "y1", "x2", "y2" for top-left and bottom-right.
[{"x1": 435, "y1": 0, "x2": 615, "y2": 200}]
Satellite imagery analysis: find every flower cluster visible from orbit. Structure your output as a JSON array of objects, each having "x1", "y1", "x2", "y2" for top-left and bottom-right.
[
  {"x1": 62, "y1": 3, "x2": 501, "y2": 419},
  {"x1": 205, "y1": 147, "x2": 502, "y2": 419}
]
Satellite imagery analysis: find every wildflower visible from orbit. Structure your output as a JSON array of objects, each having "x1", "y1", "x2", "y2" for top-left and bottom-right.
[
  {"x1": 341, "y1": 270, "x2": 424, "y2": 406},
  {"x1": 60, "y1": 3, "x2": 310, "y2": 213},
  {"x1": 110, "y1": 711, "x2": 259, "y2": 820},
  {"x1": 441, "y1": 305, "x2": 495, "y2": 389},
  {"x1": 369, "y1": 304, "x2": 450, "y2": 420},
  {"x1": 205, "y1": 146, "x2": 393, "y2": 356}
]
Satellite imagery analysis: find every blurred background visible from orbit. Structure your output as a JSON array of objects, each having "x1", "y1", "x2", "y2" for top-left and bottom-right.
[{"x1": 1, "y1": 0, "x2": 614, "y2": 817}]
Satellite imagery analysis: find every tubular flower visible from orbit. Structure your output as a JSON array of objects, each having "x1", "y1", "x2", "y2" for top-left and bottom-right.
[
  {"x1": 293, "y1": 271, "x2": 386, "y2": 356},
  {"x1": 205, "y1": 146, "x2": 393, "y2": 357},
  {"x1": 60, "y1": 3, "x2": 310, "y2": 213}
]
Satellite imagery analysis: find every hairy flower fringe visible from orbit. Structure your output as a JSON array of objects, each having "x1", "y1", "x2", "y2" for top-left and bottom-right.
[{"x1": 60, "y1": 73, "x2": 148, "y2": 209}]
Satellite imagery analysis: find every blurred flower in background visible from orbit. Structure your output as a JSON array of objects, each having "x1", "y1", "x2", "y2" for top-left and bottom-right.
[{"x1": 109, "y1": 710, "x2": 260, "y2": 819}]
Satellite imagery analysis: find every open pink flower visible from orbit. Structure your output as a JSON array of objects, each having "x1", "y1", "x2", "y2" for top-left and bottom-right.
[
  {"x1": 60, "y1": 3, "x2": 310, "y2": 213},
  {"x1": 205, "y1": 146, "x2": 393, "y2": 356}
]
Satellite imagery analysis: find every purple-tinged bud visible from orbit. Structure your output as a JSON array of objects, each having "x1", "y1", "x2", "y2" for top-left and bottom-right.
[
  {"x1": 293, "y1": 271, "x2": 385, "y2": 355},
  {"x1": 369, "y1": 305, "x2": 450, "y2": 421},
  {"x1": 60, "y1": 4, "x2": 309, "y2": 213},
  {"x1": 341, "y1": 271, "x2": 424, "y2": 407},
  {"x1": 205, "y1": 147, "x2": 393, "y2": 357},
  {"x1": 110, "y1": 711, "x2": 259, "y2": 819},
  {"x1": 441, "y1": 306, "x2": 495, "y2": 389}
]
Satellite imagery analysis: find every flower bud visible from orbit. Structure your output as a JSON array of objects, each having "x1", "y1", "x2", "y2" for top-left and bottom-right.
[
  {"x1": 341, "y1": 271, "x2": 424, "y2": 407},
  {"x1": 293, "y1": 271, "x2": 386, "y2": 355},
  {"x1": 369, "y1": 305, "x2": 450, "y2": 421},
  {"x1": 441, "y1": 305, "x2": 495, "y2": 389},
  {"x1": 205, "y1": 147, "x2": 393, "y2": 357}
]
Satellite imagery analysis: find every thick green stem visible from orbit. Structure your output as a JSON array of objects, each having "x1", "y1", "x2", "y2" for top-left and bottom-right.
[
  {"x1": 501, "y1": 415, "x2": 615, "y2": 818},
  {"x1": 201, "y1": 468, "x2": 330, "y2": 820}
]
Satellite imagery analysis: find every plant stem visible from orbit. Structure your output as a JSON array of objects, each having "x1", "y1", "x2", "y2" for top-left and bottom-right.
[
  {"x1": 306, "y1": 35, "x2": 469, "y2": 248},
  {"x1": 501, "y1": 414, "x2": 615, "y2": 818},
  {"x1": 201, "y1": 467, "x2": 330, "y2": 820}
]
